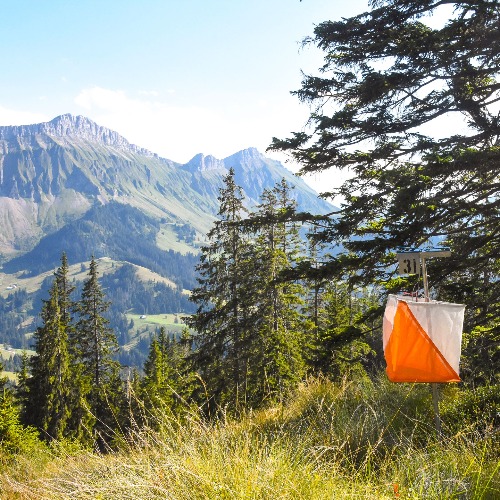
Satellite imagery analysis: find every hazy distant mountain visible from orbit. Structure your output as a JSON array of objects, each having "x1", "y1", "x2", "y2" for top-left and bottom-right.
[{"x1": 0, "y1": 114, "x2": 333, "y2": 267}]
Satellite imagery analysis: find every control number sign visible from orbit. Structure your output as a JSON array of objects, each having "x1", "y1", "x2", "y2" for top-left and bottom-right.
[{"x1": 397, "y1": 253, "x2": 420, "y2": 275}]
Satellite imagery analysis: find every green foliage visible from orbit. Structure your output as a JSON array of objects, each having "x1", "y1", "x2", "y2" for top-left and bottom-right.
[
  {"x1": 270, "y1": 0, "x2": 500, "y2": 385},
  {"x1": 140, "y1": 327, "x2": 192, "y2": 420},
  {"x1": 440, "y1": 384, "x2": 500, "y2": 436},
  {"x1": 307, "y1": 280, "x2": 379, "y2": 380},
  {"x1": 20, "y1": 254, "x2": 123, "y2": 448},
  {"x1": 4, "y1": 202, "x2": 200, "y2": 290},
  {"x1": 27, "y1": 268, "x2": 73, "y2": 441},
  {"x1": 74, "y1": 257, "x2": 123, "y2": 447},
  {"x1": 245, "y1": 181, "x2": 308, "y2": 404},
  {"x1": 0, "y1": 389, "x2": 43, "y2": 457},
  {"x1": 187, "y1": 174, "x2": 315, "y2": 411},
  {"x1": 186, "y1": 168, "x2": 255, "y2": 411},
  {"x1": 460, "y1": 325, "x2": 500, "y2": 386},
  {"x1": 0, "y1": 288, "x2": 30, "y2": 347}
]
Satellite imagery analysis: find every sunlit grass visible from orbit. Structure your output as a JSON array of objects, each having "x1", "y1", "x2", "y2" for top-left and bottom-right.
[{"x1": 1, "y1": 377, "x2": 498, "y2": 499}]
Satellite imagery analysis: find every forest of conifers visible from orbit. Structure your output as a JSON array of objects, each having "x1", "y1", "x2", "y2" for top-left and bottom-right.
[{"x1": 0, "y1": 172, "x2": 384, "y2": 447}]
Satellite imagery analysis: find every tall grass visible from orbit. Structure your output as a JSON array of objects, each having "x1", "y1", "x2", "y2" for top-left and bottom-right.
[{"x1": 1, "y1": 377, "x2": 498, "y2": 499}]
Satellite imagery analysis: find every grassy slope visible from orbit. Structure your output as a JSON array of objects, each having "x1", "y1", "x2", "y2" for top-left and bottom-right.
[
  {"x1": 0, "y1": 257, "x2": 177, "y2": 300},
  {"x1": 156, "y1": 223, "x2": 201, "y2": 255},
  {"x1": 0, "y1": 259, "x2": 187, "y2": 359},
  {"x1": 122, "y1": 313, "x2": 186, "y2": 351},
  {"x1": 1, "y1": 377, "x2": 498, "y2": 499},
  {"x1": 0, "y1": 344, "x2": 36, "y2": 381},
  {"x1": 0, "y1": 257, "x2": 119, "y2": 299}
]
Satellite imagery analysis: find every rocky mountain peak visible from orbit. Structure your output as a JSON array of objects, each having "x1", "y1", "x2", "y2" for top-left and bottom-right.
[
  {"x1": 224, "y1": 147, "x2": 266, "y2": 169},
  {"x1": 46, "y1": 114, "x2": 121, "y2": 143},
  {"x1": 183, "y1": 153, "x2": 225, "y2": 172},
  {"x1": 0, "y1": 114, "x2": 158, "y2": 158}
]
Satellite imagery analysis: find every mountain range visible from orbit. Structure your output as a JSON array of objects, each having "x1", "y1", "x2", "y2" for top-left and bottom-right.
[{"x1": 0, "y1": 114, "x2": 332, "y2": 263}]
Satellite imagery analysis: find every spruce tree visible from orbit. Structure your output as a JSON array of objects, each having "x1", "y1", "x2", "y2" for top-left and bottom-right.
[
  {"x1": 248, "y1": 181, "x2": 307, "y2": 404},
  {"x1": 1, "y1": 360, "x2": 41, "y2": 455},
  {"x1": 140, "y1": 327, "x2": 194, "y2": 420},
  {"x1": 0, "y1": 360, "x2": 7, "y2": 394},
  {"x1": 55, "y1": 253, "x2": 75, "y2": 328},
  {"x1": 74, "y1": 257, "x2": 121, "y2": 447},
  {"x1": 141, "y1": 328, "x2": 175, "y2": 410},
  {"x1": 16, "y1": 351, "x2": 31, "y2": 425},
  {"x1": 53, "y1": 252, "x2": 94, "y2": 440},
  {"x1": 309, "y1": 281, "x2": 376, "y2": 380},
  {"x1": 186, "y1": 168, "x2": 257, "y2": 411},
  {"x1": 28, "y1": 281, "x2": 72, "y2": 440}
]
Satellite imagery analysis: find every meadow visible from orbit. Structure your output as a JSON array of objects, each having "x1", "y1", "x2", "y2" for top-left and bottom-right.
[{"x1": 1, "y1": 376, "x2": 498, "y2": 499}]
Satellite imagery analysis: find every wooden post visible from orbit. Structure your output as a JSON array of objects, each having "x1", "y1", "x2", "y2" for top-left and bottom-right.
[{"x1": 432, "y1": 381, "x2": 442, "y2": 437}]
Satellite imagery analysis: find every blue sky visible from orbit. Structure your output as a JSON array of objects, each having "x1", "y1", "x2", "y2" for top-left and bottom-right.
[{"x1": 0, "y1": 0, "x2": 370, "y2": 194}]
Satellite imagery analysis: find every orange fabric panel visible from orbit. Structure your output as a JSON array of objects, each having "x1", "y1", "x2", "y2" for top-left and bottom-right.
[{"x1": 385, "y1": 301, "x2": 460, "y2": 383}]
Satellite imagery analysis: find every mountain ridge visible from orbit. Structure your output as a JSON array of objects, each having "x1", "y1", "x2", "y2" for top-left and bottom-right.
[
  {"x1": 0, "y1": 114, "x2": 334, "y2": 361},
  {"x1": 0, "y1": 114, "x2": 333, "y2": 261},
  {"x1": 0, "y1": 114, "x2": 162, "y2": 159}
]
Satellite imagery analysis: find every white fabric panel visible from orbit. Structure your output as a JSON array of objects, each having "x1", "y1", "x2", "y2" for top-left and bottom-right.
[
  {"x1": 405, "y1": 299, "x2": 464, "y2": 374},
  {"x1": 383, "y1": 294, "x2": 399, "y2": 350}
]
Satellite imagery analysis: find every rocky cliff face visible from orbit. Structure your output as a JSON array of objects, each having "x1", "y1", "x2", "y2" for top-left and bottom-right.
[
  {"x1": 183, "y1": 153, "x2": 225, "y2": 172},
  {"x1": 181, "y1": 147, "x2": 332, "y2": 211},
  {"x1": 0, "y1": 114, "x2": 159, "y2": 158}
]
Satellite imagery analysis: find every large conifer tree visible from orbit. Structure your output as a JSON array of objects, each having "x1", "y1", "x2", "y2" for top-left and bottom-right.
[
  {"x1": 186, "y1": 168, "x2": 257, "y2": 411},
  {"x1": 247, "y1": 180, "x2": 307, "y2": 404},
  {"x1": 188, "y1": 175, "x2": 314, "y2": 409},
  {"x1": 22, "y1": 253, "x2": 92, "y2": 442},
  {"x1": 28, "y1": 280, "x2": 72, "y2": 440},
  {"x1": 74, "y1": 257, "x2": 121, "y2": 446},
  {"x1": 140, "y1": 327, "x2": 193, "y2": 419},
  {"x1": 141, "y1": 328, "x2": 175, "y2": 410},
  {"x1": 270, "y1": 0, "x2": 500, "y2": 379}
]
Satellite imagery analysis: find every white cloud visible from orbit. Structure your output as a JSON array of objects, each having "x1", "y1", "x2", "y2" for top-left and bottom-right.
[
  {"x1": 0, "y1": 94, "x2": 340, "y2": 199},
  {"x1": 73, "y1": 86, "x2": 311, "y2": 165},
  {"x1": 138, "y1": 90, "x2": 160, "y2": 97},
  {"x1": 0, "y1": 106, "x2": 49, "y2": 126},
  {"x1": 75, "y1": 87, "x2": 135, "y2": 114},
  {"x1": 74, "y1": 86, "x2": 233, "y2": 162}
]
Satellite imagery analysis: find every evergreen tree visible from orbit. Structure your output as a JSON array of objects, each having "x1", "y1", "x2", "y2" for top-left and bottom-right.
[
  {"x1": 16, "y1": 351, "x2": 31, "y2": 425},
  {"x1": 141, "y1": 328, "x2": 175, "y2": 410},
  {"x1": 0, "y1": 360, "x2": 7, "y2": 394},
  {"x1": 120, "y1": 366, "x2": 142, "y2": 436},
  {"x1": 309, "y1": 281, "x2": 376, "y2": 380},
  {"x1": 27, "y1": 281, "x2": 72, "y2": 440},
  {"x1": 248, "y1": 181, "x2": 307, "y2": 404},
  {"x1": 55, "y1": 253, "x2": 75, "y2": 327},
  {"x1": 74, "y1": 257, "x2": 121, "y2": 447},
  {"x1": 64, "y1": 361, "x2": 95, "y2": 446},
  {"x1": 270, "y1": 0, "x2": 500, "y2": 379},
  {"x1": 186, "y1": 168, "x2": 258, "y2": 411},
  {"x1": 1, "y1": 360, "x2": 41, "y2": 455},
  {"x1": 140, "y1": 327, "x2": 193, "y2": 420},
  {"x1": 52, "y1": 252, "x2": 95, "y2": 441},
  {"x1": 436, "y1": 228, "x2": 500, "y2": 384}
]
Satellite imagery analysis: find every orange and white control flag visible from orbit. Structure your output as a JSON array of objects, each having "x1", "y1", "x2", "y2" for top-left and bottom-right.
[{"x1": 383, "y1": 295, "x2": 465, "y2": 383}]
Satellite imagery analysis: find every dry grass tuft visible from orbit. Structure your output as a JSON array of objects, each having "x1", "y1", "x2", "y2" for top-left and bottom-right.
[{"x1": 1, "y1": 377, "x2": 498, "y2": 499}]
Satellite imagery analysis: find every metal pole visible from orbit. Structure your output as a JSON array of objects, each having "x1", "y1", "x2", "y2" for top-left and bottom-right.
[
  {"x1": 421, "y1": 257, "x2": 429, "y2": 300},
  {"x1": 422, "y1": 256, "x2": 442, "y2": 437}
]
